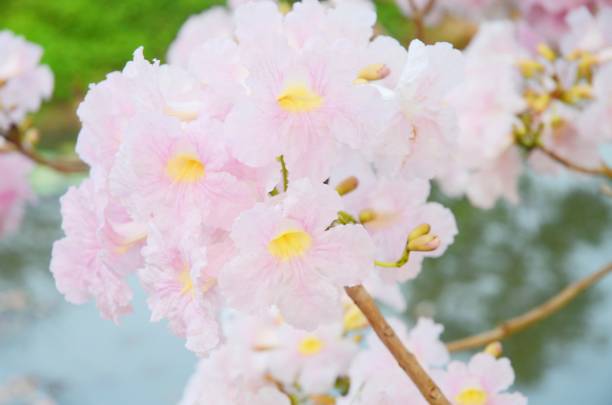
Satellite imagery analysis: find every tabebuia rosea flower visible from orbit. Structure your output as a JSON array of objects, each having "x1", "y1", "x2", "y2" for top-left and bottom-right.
[{"x1": 43, "y1": 1, "x2": 535, "y2": 404}]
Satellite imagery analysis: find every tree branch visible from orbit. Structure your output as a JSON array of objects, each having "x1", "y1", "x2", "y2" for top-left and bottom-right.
[
  {"x1": 345, "y1": 284, "x2": 450, "y2": 405},
  {"x1": 538, "y1": 145, "x2": 612, "y2": 179},
  {"x1": 2, "y1": 125, "x2": 87, "y2": 174},
  {"x1": 446, "y1": 262, "x2": 612, "y2": 352},
  {"x1": 407, "y1": 0, "x2": 436, "y2": 42}
]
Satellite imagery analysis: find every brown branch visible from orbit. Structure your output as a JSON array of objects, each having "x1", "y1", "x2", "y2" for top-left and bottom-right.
[
  {"x1": 538, "y1": 145, "x2": 612, "y2": 179},
  {"x1": 447, "y1": 262, "x2": 612, "y2": 352},
  {"x1": 407, "y1": 0, "x2": 436, "y2": 42},
  {"x1": 2, "y1": 125, "x2": 87, "y2": 174},
  {"x1": 345, "y1": 285, "x2": 450, "y2": 405}
]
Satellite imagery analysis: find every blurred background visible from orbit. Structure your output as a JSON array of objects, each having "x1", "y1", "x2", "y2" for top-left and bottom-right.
[{"x1": 1, "y1": 0, "x2": 611, "y2": 404}]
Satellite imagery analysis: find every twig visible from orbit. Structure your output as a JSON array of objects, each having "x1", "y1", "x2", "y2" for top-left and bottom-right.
[
  {"x1": 276, "y1": 155, "x2": 289, "y2": 192},
  {"x1": 2, "y1": 125, "x2": 87, "y2": 174},
  {"x1": 345, "y1": 285, "x2": 450, "y2": 405},
  {"x1": 407, "y1": 0, "x2": 436, "y2": 41},
  {"x1": 538, "y1": 145, "x2": 612, "y2": 179},
  {"x1": 447, "y1": 262, "x2": 612, "y2": 352}
]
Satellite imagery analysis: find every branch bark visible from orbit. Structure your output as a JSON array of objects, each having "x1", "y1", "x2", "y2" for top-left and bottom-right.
[
  {"x1": 538, "y1": 145, "x2": 612, "y2": 179},
  {"x1": 407, "y1": 0, "x2": 436, "y2": 42},
  {"x1": 2, "y1": 125, "x2": 87, "y2": 174},
  {"x1": 447, "y1": 262, "x2": 612, "y2": 352},
  {"x1": 345, "y1": 285, "x2": 450, "y2": 405}
]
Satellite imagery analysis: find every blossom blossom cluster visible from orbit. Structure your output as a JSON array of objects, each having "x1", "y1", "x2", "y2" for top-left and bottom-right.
[
  {"x1": 0, "y1": 31, "x2": 50, "y2": 239},
  {"x1": 43, "y1": 0, "x2": 561, "y2": 403},
  {"x1": 0, "y1": 153, "x2": 34, "y2": 238},
  {"x1": 438, "y1": 4, "x2": 612, "y2": 208},
  {"x1": 179, "y1": 309, "x2": 526, "y2": 404},
  {"x1": 51, "y1": 0, "x2": 462, "y2": 355},
  {"x1": 0, "y1": 30, "x2": 53, "y2": 131}
]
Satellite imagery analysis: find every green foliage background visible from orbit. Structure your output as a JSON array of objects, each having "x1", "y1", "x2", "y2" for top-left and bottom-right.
[{"x1": 0, "y1": 0, "x2": 227, "y2": 102}]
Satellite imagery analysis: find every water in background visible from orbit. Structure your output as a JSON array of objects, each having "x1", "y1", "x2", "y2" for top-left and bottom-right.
[{"x1": 0, "y1": 174, "x2": 611, "y2": 404}]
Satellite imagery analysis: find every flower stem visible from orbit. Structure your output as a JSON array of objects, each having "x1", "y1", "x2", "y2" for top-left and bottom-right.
[
  {"x1": 538, "y1": 144, "x2": 612, "y2": 179},
  {"x1": 446, "y1": 262, "x2": 612, "y2": 352},
  {"x1": 276, "y1": 155, "x2": 289, "y2": 192},
  {"x1": 345, "y1": 284, "x2": 450, "y2": 405}
]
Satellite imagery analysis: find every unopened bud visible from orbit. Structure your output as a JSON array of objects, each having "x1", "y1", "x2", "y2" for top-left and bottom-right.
[
  {"x1": 517, "y1": 59, "x2": 544, "y2": 78},
  {"x1": 550, "y1": 114, "x2": 565, "y2": 130},
  {"x1": 310, "y1": 395, "x2": 336, "y2": 405},
  {"x1": 525, "y1": 91, "x2": 550, "y2": 113},
  {"x1": 408, "y1": 223, "x2": 431, "y2": 241},
  {"x1": 537, "y1": 43, "x2": 556, "y2": 62},
  {"x1": 355, "y1": 63, "x2": 390, "y2": 84},
  {"x1": 407, "y1": 234, "x2": 440, "y2": 252},
  {"x1": 336, "y1": 176, "x2": 359, "y2": 196},
  {"x1": 578, "y1": 52, "x2": 598, "y2": 79},
  {"x1": 484, "y1": 341, "x2": 503, "y2": 358},
  {"x1": 358, "y1": 209, "x2": 377, "y2": 224},
  {"x1": 561, "y1": 84, "x2": 592, "y2": 104}
]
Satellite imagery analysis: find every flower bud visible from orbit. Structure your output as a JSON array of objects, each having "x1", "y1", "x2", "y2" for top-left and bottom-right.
[
  {"x1": 517, "y1": 59, "x2": 544, "y2": 78},
  {"x1": 335, "y1": 176, "x2": 359, "y2": 196},
  {"x1": 408, "y1": 223, "x2": 431, "y2": 241},
  {"x1": 355, "y1": 63, "x2": 390, "y2": 84},
  {"x1": 537, "y1": 43, "x2": 556, "y2": 62},
  {"x1": 358, "y1": 208, "x2": 377, "y2": 224},
  {"x1": 484, "y1": 341, "x2": 503, "y2": 358},
  {"x1": 407, "y1": 234, "x2": 440, "y2": 252}
]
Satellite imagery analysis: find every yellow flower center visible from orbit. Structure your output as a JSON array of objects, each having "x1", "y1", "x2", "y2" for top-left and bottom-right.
[
  {"x1": 277, "y1": 83, "x2": 323, "y2": 112},
  {"x1": 179, "y1": 269, "x2": 194, "y2": 295},
  {"x1": 298, "y1": 336, "x2": 324, "y2": 356},
  {"x1": 166, "y1": 153, "x2": 205, "y2": 183},
  {"x1": 343, "y1": 304, "x2": 368, "y2": 332},
  {"x1": 268, "y1": 229, "x2": 312, "y2": 261},
  {"x1": 455, "y1": 387, "x2": 488, "y2": 405}
]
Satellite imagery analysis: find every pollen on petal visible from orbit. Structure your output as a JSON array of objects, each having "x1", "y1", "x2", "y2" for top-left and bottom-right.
[
  {"x1": 166, "y1": 153, "x2": 206, "y2": 182},
  {"x1": 297, "y1": 335, "x2": 324, "y2": 356},
  {"x1": 455, "y1": 387, "x2": 488, "y2": 405},
  {"x1": 277, "y1": 83, "x2": 323, "y2": 112},
  {"x1": 268, "y1": 229, "x2": 312, "y2": 260}
]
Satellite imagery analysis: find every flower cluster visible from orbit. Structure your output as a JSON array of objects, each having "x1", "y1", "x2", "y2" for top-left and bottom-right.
[
  {"x1": 0, "y1": 153, "x2": 34, "y2": 238},
  {"x1": 438, "y1": 5, "x2": 612, "y2": 208},
  {"x1": 0, "y1": 30, "x2": 50, "y2": 239},
  {"x1": 0, "y1": 30, "x2": 53, "y2": 131},
  {"x1": 51, "y1": 0, "x2": 460, "y2": 358},
  {"x1": 179, "y1": 309, "x2": 526, "y2": 404}
]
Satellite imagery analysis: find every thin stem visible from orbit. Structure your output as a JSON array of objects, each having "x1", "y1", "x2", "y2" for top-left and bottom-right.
[
  {"x1": 2, "y1": 125, "x2": 87, "y2": 174},
  {"x1": 407, "y1": 0, "x2": 436, "y2": 42},
  {"x1": 538, "y1": 144, "x2": 612, "y2": 179},
  {"x1": 374, "y1": 235, "x2": 411, "y2": 268},
  {"x1": 276, "y1": 155, "x2": 289, "y2": 192},
  {"x1": 447, "y1": 262, "x2": 612, "y2": 352},
  {"x1": 345, "y1": 285, "x2": 450, "y2": 405}
]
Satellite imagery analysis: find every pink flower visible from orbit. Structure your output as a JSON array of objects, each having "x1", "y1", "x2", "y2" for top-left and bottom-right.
[
  {"x1": 219, "y1": 179, "x2": 375, "y2": 330},
  {"x1": 167, "y1": 7, "x2": 234, "y2": 67},
  {"x1": 109, "y1": 114, "x2": 256, "y2": 230},
  {"x1": 580, "y1": 63, "x2": 612, "y2": 141},
  {"x1": 179, "y1": 344, "x2": 289, "y2": 405},
  {"x1": 76, "y1": 49, "x2": 206, "y2": 173},
  {"x1": 376, "y1": 39, "x2": 463, "y2": 180},
  {"x1": 267, "y1": 322, "x2": 357, "y2": 393},
  {"x1": 341, "y1": 317, "x2": 448, "y2": 405},
  {"x1": 352, "y1": 177, "x2": 457, "y2": 281},
  {"x1": 439, "y1": 353, "x2": 527, "y2": 405},
  {"x1": 50, "y1": 179, "x2": 145, "y2": 322},
  {"x1": 226, "y1": 7, "x2": 390, "y2": 182},
  {"x1": 139, "y1": 225, "x2": 230, "y2": 355},
  {"x1": 0, "y1": 30, "x2": 53, "y2": 130},
  {"x1": 0, "y1": 153, "x2": 34, "y2": 238}
]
